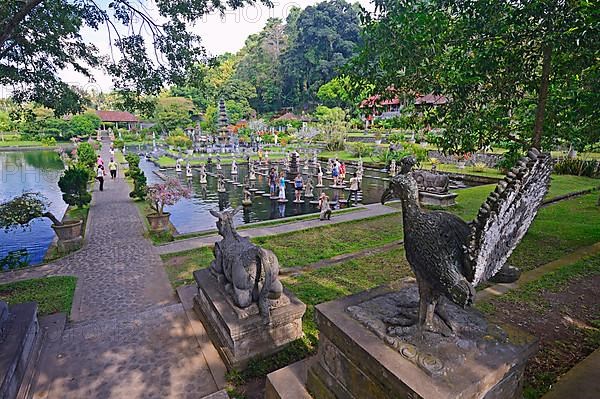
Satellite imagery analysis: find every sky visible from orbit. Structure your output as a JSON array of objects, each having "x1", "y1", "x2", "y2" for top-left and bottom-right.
[{"x1": 55, "y1": 0, "x2": 374, "y2": 94}]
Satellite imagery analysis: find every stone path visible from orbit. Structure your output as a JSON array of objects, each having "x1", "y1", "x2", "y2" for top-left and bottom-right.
[
  {"x1": 157, "y1": 202, "x2": 399, "y2": 255},
  {"x1": 6, "y1": 140, "x2": 220, "y2": 398}
]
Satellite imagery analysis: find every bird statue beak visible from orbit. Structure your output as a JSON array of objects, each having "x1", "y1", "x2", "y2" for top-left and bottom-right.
[{"x1": 381, "y1": 188, "x2": 393, "y2": 204}]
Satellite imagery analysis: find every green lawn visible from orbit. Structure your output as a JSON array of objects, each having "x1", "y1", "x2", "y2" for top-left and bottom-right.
[
  {"x1": 253, "y1": 213, "x2": 403, "y2": 268},
  {"x1": 510, "y1": 193, "x2": 600, "y2": 272},
  {"x1": 0, "y1": 276, "x2": 77, "y2": 316},
  {"x1": 156, "y1": 153, "x2": 287, "y2": 168},
  {"x1": 238, "y1": 246, "x2": 411, "y2": 380},
  {"x1": 161, "y1": 247, "x2": 214, "y2": 288},
  {"x1": 0, "y1": 140, "x2": 45, "y2": 147}
]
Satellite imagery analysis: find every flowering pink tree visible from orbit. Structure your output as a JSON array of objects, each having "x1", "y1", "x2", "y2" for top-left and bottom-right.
[
  {"x1": 0, "y1": 192, "x2": 62, "y2": 231},
  {"x1": 146, "y1": 178, "x2": 191, "y2": 216}
]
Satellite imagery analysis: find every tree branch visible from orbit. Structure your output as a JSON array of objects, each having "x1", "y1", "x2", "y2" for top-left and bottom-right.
[{"x1": 0, "y1": 0, "x2": 45, "y2": 53}]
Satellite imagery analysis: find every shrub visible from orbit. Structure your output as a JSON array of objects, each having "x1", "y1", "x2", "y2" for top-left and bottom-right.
[
  {"x1": 125, "y1": 154, "x2": 147, "y2": 200},
  {"x1": 349, "y1": 142, "x2": 373, "y2": 158},
  {"x1": 70, "y1": 113, "x2": 101, "y2": 136},
  {"x1": 166, "y1": 135, "x2": 192, "y2": 149},
  {"x1": 76, "y1": 142, "x2": 96, "y2": 171},
  {"x1": 58, "y1": 167, "x2": 92, "y2": 208},
  {"x1": 41, "y1": 136, "x2": 57, "y2": 147},
  {"x1": 554, "y1": 159, "x2": 600, "y2": 177},
  {"x1": 113, "y1": 139, "x2": 125, "y2": 150},
  {"x1": 471, "y1": 162, "x2": 488, "y2": 172}
]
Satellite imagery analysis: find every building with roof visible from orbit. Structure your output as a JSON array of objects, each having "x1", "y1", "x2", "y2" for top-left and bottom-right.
[
  {"x1": 359, "y1": 92, "x2": 448, "y2": 125},
  {"x1": 96, "y1": 110, "x2": 140, "y2": 130}
]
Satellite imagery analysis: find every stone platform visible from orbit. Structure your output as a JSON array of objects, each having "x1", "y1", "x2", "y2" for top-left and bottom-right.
[
  {"x1": 419, "y1": 191, "x2": 457, "y2": 206},
  {"x1": 0, "y1": 302, "x2": 39, "y2": 399},
  {"x1": 193, "y1": 268, "x2": 306, "y2": 370},
  {"x1": 269, "y1": 280, "x2": 538, "y2": 399}
]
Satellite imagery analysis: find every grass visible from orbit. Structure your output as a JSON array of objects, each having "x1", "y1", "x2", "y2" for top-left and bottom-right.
[
  {"x1": 156, "y1": 153, "x2": 287, "y2": 168},
  {"x1": 161, "y1": 247, "x2": 214, "y2": 288},
  {"x1": 0, "y1": 140, "x2": 45, "y2": 147},
  {"x1": 252, "y1": 212, "x2": 403, "y2": 268},
  {"x1": 509, "y1": 193, "x2": 600, "y2": 272},
  {"x1": 0, "y1": 276, "x2": 77, "y2": 316},
  {"x1": 236, "y1": 246, "x2": 411, "y2": 382},
  {"x1": 501, "y1": 253, "x2": 600, "y2": 306}
]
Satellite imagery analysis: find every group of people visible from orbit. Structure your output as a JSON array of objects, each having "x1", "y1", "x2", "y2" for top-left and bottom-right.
[
  {"x1": 331, "y1": 159, "x2": 347, "y2": 186},
  {"x1": 95, "y1": 146, "x2": 118, "y2": 192}
]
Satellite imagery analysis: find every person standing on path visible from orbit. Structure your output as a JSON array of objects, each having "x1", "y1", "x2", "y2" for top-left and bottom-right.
[
  {"x1": 97, "y1": 154, "x2": 104, "y2": 167},
  {"x1": 294, "y1": 173, "x2": 303, "y2": 202},
  {"x1": 319, "y1": 192, "x2": 332, "y2": 220},
  {"x1": 108, "y1": 158, "x2": 118, "y2": 179},
  {"x1": 96, "y1": 164, "x2": 106, "y2": 191},
  {"x1": 278, "y1": 171, "x2": 286, "y2": 200},
  {"x1": 268, "y1": 167, "x2": 277, "y2": 197},
  {"x1": 349, "y1": 172, "x2": 360, "y2": 204}
]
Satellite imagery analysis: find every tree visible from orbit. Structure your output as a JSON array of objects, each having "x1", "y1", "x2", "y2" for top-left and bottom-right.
[
  {"x1": 0, "y1": 0, "x2": 271, "y2": 115},
  {"x1": 316, "y1": 105, "x2": 348, "y2": 150},
  {"x1": 70, "y1": 113, "x2": 101, "y2": 136},
  {"x1": 280, "y1": 0, "x2": 362, "y2": 109},
  {"x1": 154, "y1": 96, "x2": 195, "y2": 133},
  {"x1": 350, "y1": 0, "x2": 600, "y2": 153}
]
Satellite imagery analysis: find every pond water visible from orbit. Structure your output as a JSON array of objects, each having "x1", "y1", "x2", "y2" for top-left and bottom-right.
[{"x1": 0, "y1": 150, "x2": 67, "y2": 265}]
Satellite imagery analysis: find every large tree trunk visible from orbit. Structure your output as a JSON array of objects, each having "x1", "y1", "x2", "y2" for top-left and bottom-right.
[
  {"x1": 0, "y1": 0, "x2": 45, "y2": 52},
  {"x1": 532, "y1": 46, "x2": 552, "y2": 150}
]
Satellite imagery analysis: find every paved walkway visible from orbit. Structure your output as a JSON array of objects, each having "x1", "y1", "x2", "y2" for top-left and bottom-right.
[
  {"x1": 7, "y1": 140, "x2": 220, "y2": 398},
  {"x1": 157, "y1": 203, "x2": 399, "y2": 255}
]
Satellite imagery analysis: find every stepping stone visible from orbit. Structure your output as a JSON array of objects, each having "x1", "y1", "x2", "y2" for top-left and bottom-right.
[
  {"x1": 249, "y1": 188, "x2": 258, "y2": 192},
  {"x1": 309, "y1": 200, "x2": 320, "y2": 205},
  {"x1": 278, "y1": 199, "x2": 288, "y2": 203},
  {"x1": 262, "y1": 193, "x2": 271, "y2": 198},
  {"x1": 255, "y1": 190, "x2": 265, "y2": 195},
  {"x1": 293, "y1": 200, "x2": 303, "y2": 204}
]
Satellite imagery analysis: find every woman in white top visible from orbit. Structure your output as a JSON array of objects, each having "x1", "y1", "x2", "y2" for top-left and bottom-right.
[
  {"x1": 349, "y1": 172, "x2": 360, "y2": 204},
  {"x1": 96, "y1": 165, "x2": 105, "y2": 191}
]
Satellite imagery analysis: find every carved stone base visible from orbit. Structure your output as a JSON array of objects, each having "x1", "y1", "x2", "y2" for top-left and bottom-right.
[
  {"x1": 57, "y1": 236, "x2": 83, "y2": 253},
  {"x1": 419, "y1": 191, "x2": 458, "y2": 206},
  {"x1": 193, "y1": 269, "x2": 306, "y2": 370},
  {"x1": 0, "y1": 302, "x2": 39, "y2": 399},
  {"x1": 305, "y1": 280, "x2": 537, "y2": 399}
]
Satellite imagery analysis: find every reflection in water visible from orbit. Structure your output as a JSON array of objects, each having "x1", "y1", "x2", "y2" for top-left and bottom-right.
[{"x1": 0, "y1": 150, "x2": 67, "y2": 264}]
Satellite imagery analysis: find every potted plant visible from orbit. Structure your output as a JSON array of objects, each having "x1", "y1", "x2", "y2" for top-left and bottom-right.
[
  {"x1": 146, "y1": 178, "x2": 191, "y2": 231},
  {"x1": 55, "y1": 166, "x2": 91, "y2": 242},
  {"x1": 0, "y1": 192, "x2": 80, "y2": 242}
]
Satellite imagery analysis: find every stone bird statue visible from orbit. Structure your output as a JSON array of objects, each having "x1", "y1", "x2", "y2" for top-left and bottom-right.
[{"x1": 381, "y1": 148, "x2": 553, "y2": 334}]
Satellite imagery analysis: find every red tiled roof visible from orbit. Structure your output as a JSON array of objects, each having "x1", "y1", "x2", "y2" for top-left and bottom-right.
[
  {"x1": 273, "y1": 112, "x2": 301, "y2": 121},
  {"x1": 415, "y1": 93, "x2": 448, "y2": 105},
  {"x1": 96, "y1": 110, "x2": 140, "y2": 123}
]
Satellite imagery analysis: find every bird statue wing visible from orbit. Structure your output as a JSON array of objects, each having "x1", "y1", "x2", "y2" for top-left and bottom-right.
[{"x1": 467, "y1": 148, "x2": 554, "y2": 287}]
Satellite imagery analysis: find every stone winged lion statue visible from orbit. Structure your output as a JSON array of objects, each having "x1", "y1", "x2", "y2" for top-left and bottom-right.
[{"x1": 209, "y1": 207, "x2": 284, "y2": 323}]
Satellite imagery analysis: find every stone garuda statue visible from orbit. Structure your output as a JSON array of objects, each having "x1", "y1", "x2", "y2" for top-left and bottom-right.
[
  {"x1": 209, "y1": 208, "x2": 284, "y2": 323},
  {"x1": 381, "y1": 148, "x2": 553, "y2": 334}
]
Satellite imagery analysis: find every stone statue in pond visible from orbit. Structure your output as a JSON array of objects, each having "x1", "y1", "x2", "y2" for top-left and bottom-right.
[
  {"x1": 381, "y1": 149, "x2": 553, "y2": 335},
  {"x1": 209, "y1": 208, "x2": 284, "y2": 323}
]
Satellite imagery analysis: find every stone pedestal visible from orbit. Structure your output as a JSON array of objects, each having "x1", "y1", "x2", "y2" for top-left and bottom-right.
[
  {"x1": 305, "y1": 280, "x2": 537, "y2": 399},
  {"x1": 0, "y1": 302, "x2": 39, "y2": 399},
  {"x1": 193, "y1": 269, "x2": 306, "y2": 370},
  {"x1": 419, "y1": 191, "x2": 458, "y2": 207}
]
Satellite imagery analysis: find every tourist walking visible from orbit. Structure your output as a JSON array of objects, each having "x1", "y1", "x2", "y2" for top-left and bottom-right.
[
  {"x1": 96, "y1": 164, "x2": 105, "y2": 191},
  {"x1": 319, "y1": 192, "x2": 332, "y2": 221},
  {"x1": 108, "y1": 158, "x2": 118, "y2": 179},
  {"x1": 294, "y1": 174, "x2": 303, "y2": 202},
  {"x1": 340, "y1": 162, "x2": 346, "y2": 183},
  {"x1": 97, "y1": 154, "x2": 104, "y2": 167},
  {"x1": 349, "y1": 172, "x2": 360, "y2": 204},
  {"x1": 278, "y1": 171, "x2": 286, "y2": 200}
]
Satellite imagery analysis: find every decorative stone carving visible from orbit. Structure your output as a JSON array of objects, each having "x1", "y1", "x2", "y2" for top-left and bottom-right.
[
  {"x1": 380, "y1": 149, "x2": 553, "y2": 335},
  {"x1": 412, "y1": 169, "x2": 450, "y2": 194},
  {"x1": 208, "y1": 208, "x2": 283, "y2": 321},
  {"x1": 194, "y1": 209, "x2": 306, "y2": 369}
]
